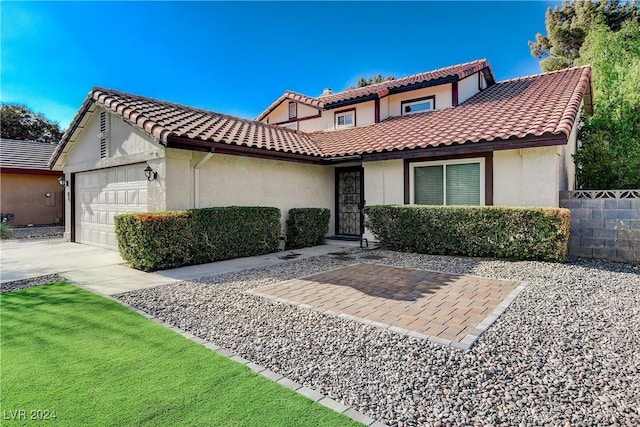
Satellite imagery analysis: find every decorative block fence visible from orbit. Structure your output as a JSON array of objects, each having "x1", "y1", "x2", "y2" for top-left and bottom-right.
[{"x1": 559, "y1": 190, "x2": 640, "y2": 263}]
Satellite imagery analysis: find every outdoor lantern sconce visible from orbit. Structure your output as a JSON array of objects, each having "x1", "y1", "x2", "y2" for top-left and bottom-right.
[
  {"x1": 58, "y1": 176, "x2": 68, "y2": 187},
  {"x1": 144, "y1": 165, "x2": 157, "y2": 182}
]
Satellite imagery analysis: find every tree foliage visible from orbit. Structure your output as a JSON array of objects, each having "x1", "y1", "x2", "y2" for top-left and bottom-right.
[
  {"x1": 530, "y1": 0, "x2": 639, "y2": 72},
  {"x1": 0, "y1": 104, "x2": 64, "y2": 144},
  {"x1": 350, "y1": 74, "x2": 396, "y2": 89},
  {"x1": 574, "y1": 21, "x2": 640, "y2": 189}
]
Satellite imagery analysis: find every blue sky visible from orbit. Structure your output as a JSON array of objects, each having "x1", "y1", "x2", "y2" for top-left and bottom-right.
[{"x1": 1, "y1": 1, "x2": 558, "y2": 130}]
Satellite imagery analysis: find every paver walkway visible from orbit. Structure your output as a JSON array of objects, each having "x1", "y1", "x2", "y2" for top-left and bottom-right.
[{"x1": 252, "y1": 263, "x2": 525, "y2": 349}]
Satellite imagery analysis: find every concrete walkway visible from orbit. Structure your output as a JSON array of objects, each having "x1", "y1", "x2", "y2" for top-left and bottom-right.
[{"x1": 0, "y1": 238, "x2": 359, "y2": 296}]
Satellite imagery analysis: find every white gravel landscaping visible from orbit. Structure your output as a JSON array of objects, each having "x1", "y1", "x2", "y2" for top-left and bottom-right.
[{"x1": 115, "y1": 250, "x2": 639, "y2": 426}]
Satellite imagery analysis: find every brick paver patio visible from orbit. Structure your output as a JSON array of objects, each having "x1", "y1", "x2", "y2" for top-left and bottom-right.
[{"x1": 251, "y1": 263, "x2": 524, "y2": 349}]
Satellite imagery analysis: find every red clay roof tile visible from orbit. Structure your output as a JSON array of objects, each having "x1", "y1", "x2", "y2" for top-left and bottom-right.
[
  {"x1": 50, "y1": 64, "x2": 591, "y2": 168},
  {"x1": 313, "y1": 66, "x2": 591, "y2": 157},
  {"x1": 54, "y1": 88, "x2": 324, "y2": 162},
  {"x1": 256, "y1": 59, "x2": 494, "y2": 121}
]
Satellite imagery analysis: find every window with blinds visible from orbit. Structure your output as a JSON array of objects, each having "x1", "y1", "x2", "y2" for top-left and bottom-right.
[{"x1": 414, "y1": 161, "x2": 481, "y2": 205}]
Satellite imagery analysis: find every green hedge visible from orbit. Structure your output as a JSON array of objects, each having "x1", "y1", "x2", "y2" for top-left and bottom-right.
[
  {"x1": 365, "y1": 205, "x2": 571, "y2": 262},
  {"x1": 286, "y1": 208, "x2": 330, "y2": 249},
  {"x1": 115, "y1": 207, "x2": 281, "y2": 271}
]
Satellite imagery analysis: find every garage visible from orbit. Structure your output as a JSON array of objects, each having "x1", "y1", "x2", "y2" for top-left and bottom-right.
[{"x1": 75, "y1": 163, "x2": 148, "y2": 249}]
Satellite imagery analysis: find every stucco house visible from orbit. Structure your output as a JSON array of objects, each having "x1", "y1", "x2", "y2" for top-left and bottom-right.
[
  {"x1": 1, "y1": 138, "x2": 64, "y2": 226},
  {"x1": 50, "y1": 59, "x2": 593, "y2": 249}
]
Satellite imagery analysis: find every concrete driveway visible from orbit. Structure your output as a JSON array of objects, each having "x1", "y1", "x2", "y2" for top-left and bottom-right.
[{"x1": 0, "y1": 238, "x2": 358, "y2": 296}]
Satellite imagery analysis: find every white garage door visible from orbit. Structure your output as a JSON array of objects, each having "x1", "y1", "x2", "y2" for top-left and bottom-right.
[{"x1": 75, "y1": 164, "x2": 148, "y2": 249}]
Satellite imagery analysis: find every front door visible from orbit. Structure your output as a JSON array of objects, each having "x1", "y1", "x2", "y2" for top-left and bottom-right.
[{"x1": 335, "y1": 167, "x2": 364, "y2": 236}]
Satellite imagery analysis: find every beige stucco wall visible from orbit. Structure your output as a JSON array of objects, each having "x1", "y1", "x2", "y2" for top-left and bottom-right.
[
  {"x1": 0, "y1": 173, "x2": 64, "y2": 226},
  {"x1": 267, "y1": 101, "x2": 321, "y2": 124},
  {"x1": 493, "y1": 146, "x2": 561, "y2": 207},
  {"x1": 458, "y1": 72, "x2": 481, "y2": 104},
  {"x1": 265, "y1": 83, "x2": 456, "y2": 132},
  {"x1": 386, "y1": 85, "x2": 453, "y2": 119},
  {"x1": 363, "y1": 160, "x2": 404, "y2": 206},
  {"x1": 167, "y1": 153, "x2": 336, "y2": 235},
  {"x1": 266, "y1": 102, "x2": 289, "y2": 124},
  {"x1": 362, "y1": 146, "x2": 567, "y2": 212},
  {"x1": 302, "y1": 100, "x2": 376, "y2": 132},
  {"x1": 62, "y1": 108, "x2": 164, "y2": 174}
]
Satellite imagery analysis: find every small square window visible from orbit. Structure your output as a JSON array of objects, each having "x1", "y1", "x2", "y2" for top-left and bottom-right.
[
  {"x1": 288, "y1": 102, "x2": 297, "y2": 119},
  {"x1": 401, "y1": 96, "x2": 435, "y2": 116},
  {"x1": 335, "y1": 110, "x2": 355, "y2": 129}
]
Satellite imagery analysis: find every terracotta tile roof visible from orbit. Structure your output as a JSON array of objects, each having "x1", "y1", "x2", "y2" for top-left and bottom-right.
[
  {"x1": 51, "y1": 88, "x2": 323, "y2": 166},
  {"x1": 318, "y1": 59, "x2": 493, "y2": 105},
  {"x1": 256, "y1": 91, "x2": 325, "y2": 121},
  {"x1": 1, "y1": 138, "x2": 59, "y2": 170},
  {"x1": 51, "y1": 65, "x2": 591, "y2": 168},
  {"x1": 256, "y1": 59, "x2": 494, "y2": 120},
  {"x1": 313, "y1": 66, "x2": 592, "y2": 157}
]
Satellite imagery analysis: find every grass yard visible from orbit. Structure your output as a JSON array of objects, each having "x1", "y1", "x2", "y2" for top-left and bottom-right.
[{"x1": 0, "y1": 283, "x2": 361, "y2": 426}]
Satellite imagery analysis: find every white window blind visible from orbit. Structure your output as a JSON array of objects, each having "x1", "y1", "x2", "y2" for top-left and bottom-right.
[
  {"x1": 446, "y1": 163, "x2": 480, "y2": 205},
  {"x1": 414, "y1": 162, "x2": 481, "y2": 206},
  {"x1": 415, "y1": 165, "x2": 443, "y2": 205}
]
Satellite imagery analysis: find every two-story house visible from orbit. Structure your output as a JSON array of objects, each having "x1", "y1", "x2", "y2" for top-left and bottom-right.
[{"x1": 50, "y1": 59, "x2": 592, "y2": 249}]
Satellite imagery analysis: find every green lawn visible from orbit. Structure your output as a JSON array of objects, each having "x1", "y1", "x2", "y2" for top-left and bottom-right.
[{"x1": 0, "y1": 283, "x2": 362, "y2": 426}]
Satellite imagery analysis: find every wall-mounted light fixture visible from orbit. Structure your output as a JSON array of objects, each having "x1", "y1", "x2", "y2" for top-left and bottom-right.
[
  {"x1": 57, "y1": 176, "x2": 68, "y2": 187},
  {"x1": 144, "y1": 165, "x2": 157, "y2": 182},
  {"x1": 45, "y1": 192, "x2": 52, "y2": 198}
]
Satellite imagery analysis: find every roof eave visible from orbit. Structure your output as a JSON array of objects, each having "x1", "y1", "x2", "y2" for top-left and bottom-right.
[
  {"x1": 167, "y1": 135, "x2": 326, "y2": 165},
  {"x1": 324, "y1": 76, "x2": 461, "y2": 110},
  {"x1": 322, "y1": 133, "x2": 569, "y2": 163},
  {"x1": 48, "y1": 96, "x2": 96, "y2": 169}
]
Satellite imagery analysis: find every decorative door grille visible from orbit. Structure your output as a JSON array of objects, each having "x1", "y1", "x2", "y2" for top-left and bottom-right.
[{"x1": 337, "y1": 170, "x2": 362, "y2": 235}]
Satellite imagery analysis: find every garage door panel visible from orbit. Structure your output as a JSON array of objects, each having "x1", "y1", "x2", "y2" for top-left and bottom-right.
[{"x1": 75, "y1": 164, "x2": 148, "y2": 249}]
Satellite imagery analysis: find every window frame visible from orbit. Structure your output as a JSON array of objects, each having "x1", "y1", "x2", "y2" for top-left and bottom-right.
[
  {"x1": 288, "y1": 102, "x2": 297, "y2": 119},
  {"x1": 401, "y1": 95, "x2": 436, "y2": 116},
  {"x1": 409, "y1": 157, "x2": 485, "y2": 206},
  {"x1": 334, "y1": 109, "x2": 356, "y2": 129}
]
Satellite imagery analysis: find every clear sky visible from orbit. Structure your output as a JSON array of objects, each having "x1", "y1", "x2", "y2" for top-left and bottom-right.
[{"x1": 1, "y1": 1, "x2": 558, "y2": 130}]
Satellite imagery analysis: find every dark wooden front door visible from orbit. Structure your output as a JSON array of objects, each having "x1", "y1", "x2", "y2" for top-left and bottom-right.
[{"x1": 335, "y1": 167, "x2": 364, "y2": 236}]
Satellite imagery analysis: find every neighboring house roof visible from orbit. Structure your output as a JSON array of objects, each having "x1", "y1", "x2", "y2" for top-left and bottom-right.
[
  {"x1": 256, "y1": 59, "x2": 495, "y2": 121},
  {"x1": 0, "y1": 138, "x2": 60, "y2": 171},
  {"x1": 51, "y1": 64, "x2": 592, "y2": 168},
  {"x1": 313, "y1": 66, "x2": 593, "y2": 157}
]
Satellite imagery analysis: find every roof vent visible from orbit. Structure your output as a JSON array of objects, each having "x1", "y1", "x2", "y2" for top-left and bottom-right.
[{"x1": 321, "y1": 88, "x2": 333, "y2": 96}]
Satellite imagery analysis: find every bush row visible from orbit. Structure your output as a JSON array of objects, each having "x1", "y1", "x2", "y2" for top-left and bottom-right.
[
  {"x1": 115, "y1": 207, "x2": 281, "y2": 271},
  {"x1": 286, "y1": 208, "x2": 331, "y2": 249},
  {"x1": 365, "y1": 205, "x2": 571, "y2": 262}
]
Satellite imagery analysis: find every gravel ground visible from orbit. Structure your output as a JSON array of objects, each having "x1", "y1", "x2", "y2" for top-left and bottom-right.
[
  {"x1": 115, "y1": 250, "x2": 639, "y2": 426},
  {"x1": 1, "y1": 274, "x2": 66, "y2": 294},
  {"x1": 4, "y1": 226, "x2": 64, "y2": 240}
]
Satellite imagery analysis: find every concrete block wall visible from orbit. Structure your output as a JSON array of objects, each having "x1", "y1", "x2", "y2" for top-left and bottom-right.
[{"x1": 559, "y1": 190, "x2": 640, "y2": 263}]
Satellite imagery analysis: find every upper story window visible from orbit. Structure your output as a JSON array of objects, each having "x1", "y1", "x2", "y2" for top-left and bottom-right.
[
  {"x1": 335, "y1": 109, "x2": 355, "y2": 129},
  {"x1": 288, "y1": 102, "x2": 297, "y2": 119},
  {"x1": 401, "y1": 96, "x2": 435, "y2": 116}
]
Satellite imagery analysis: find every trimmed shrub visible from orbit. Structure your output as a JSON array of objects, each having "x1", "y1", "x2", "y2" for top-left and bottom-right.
[
  {"x1": 365, "y1": 205, "x2": 571, "y2": 262},
  {"x1": 286, "y1": 208, "x2": 330, "y2": 249},
  {"x1": 115, "y1": 211, "x2": 192, "y2": 271},
  {"x1": 189, "y1": 207, "x2": 281, "y2": 264},
  {"x1": 115, "y1": 207, "x2": 280, "y2": 271}
]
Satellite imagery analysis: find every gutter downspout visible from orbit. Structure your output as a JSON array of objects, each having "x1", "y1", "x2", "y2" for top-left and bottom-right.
[{"x1": 194, "y1": 151, "x2": 215, "y2": 209}]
